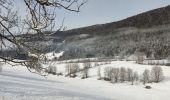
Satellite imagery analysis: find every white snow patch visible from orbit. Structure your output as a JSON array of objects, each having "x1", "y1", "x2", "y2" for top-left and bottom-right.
[{"x1": 45, "y1": 51, "x2": 64, "y2": 60}]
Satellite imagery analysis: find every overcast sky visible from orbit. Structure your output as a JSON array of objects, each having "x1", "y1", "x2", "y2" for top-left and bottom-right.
[{"x1": 16, "y1": 0, "x2": 170, "y2": 30}]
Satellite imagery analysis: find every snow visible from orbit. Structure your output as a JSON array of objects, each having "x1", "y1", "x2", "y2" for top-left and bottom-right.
[
  {"x1": 45, "y1": 51, "x2": 64, "y2": 60},
  {"x1": 0, "y1": 64, "x2": 108, "y2": 100},
  {"x1": 0, "y1": 61, "x2": 170, "y2": 100}
]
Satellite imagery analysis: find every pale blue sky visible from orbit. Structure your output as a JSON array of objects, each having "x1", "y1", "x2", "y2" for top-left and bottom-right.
[{"x1": 16, "y1": 0, "x2": 170, "y2": 30}]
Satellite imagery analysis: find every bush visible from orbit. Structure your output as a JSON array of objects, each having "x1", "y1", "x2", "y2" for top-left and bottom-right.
[
  {"x1": 47, "y1": 65, "x2": 57, "y2": 75},
  {"x1": 81, "y1": 76, "x2": 86, "y2": 79},
  {"x1": 111, "y1": 68, "x2": 120, "y2": 83},
  {"x1": 145, "y1": 86, "x2": 152, "y2": 89},
  {"x1": 134, "y1": 72, "x2": 139, "y2": 81},
  {"x1": 142, "y1": 69, "x2": 150, "y2": 84},
  {"x1": 127, "y1": 68, "x2": 133, "y2": 81},
  {"x1": 151, "y1": 66, "x2": 164, "y2": 83},
  {"x1": 84, "y1": 61, "x2": 92, "y2": 68},
  {"x1": 97, "y1": 67, "x2": 101, "y2": 80},
  {"x1": 120, "y1": 67, "x2": 127, "y2": 82},
  {"x1": 104, "y1": 67, "x2": 113, "y2": 80},
  {"x1": 70, "y1": 74, "x2": 77, "y2": 78},
  {"x1": 126, "y1": 68, "x2": 139, "y2": 85},
  {"x1": 26, "y1": 60, "x2": 43, "y2": 73},
  {"x1": 104, "y1": 67, "x2": 120, "y2": 83},
  {"x1": 0, "y1": 63, "x2": 2, "y2": 72},
  {"x1": 104, "y1": 77, "x2": 111, "y2": 81},
  {"x1": 131, "y1": 71, "x2": 139, "y2": 85},
  {"x1": 56, "y1": 72, "x2": 63, "y2": 76},
  {"x1": 65, "y1": 63, "x2": 79, "y2": 77},
  {"x1": 82, "y1": 62, "x2": 90, "y2": 78}
]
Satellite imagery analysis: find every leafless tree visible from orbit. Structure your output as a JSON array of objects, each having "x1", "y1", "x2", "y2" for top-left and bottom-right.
[
  {"x1": 151, "y1": 66, "x2": 164, "y2": 83},
  {"x1": 82, "y1": 62, "x2": 90, "y2": 78},
  {"x1": 133, "y1": 71, "x2": 139, "y2": 83},
  {"x1": 46, "y1": 64, "x2": 57, "y2": 75},
  {"x1": 0, "y1": 62, "x2": 2, "y2": 72},
  {"x1": 65, "y1": 63, "x2": 71, "y2": 76},
  {"x1": 25, "y1": 57, "x2": 48, "y2": 76},
  {"x1": 71, "y1": 63, "x2": 79, "y2": 76},
  {"x1": 84, "y1": 60, "x2": 92, "y2": 68},
  {"x1": 127, "y1": 68, "x2": 133, "y2": 81},
  {"x1": 128, "y1": 71, "x2": 138, "y2": 85},
  {"x1": 111, "y1": 68, "x2": 119, "y2": 83},
  {"x1": 142, "y1": 69, "x2": 150, "y2": 84},
  {"x1": 53, "y1": 66, "x2": 57, "y2": 74},
  {"x1": 104, "y1": 67, "x2": 113, "y2": 81},
  {"x1": 0, "y1": 0, "x2": 86, "y2": 75},
  {"x1": 97, "y1": 67, "x2": 101, "y2": 80},
  {"x1": 120, "y1": 67, "x2": 127, "y2": 82},
  {"x1": 65, "y1": 63, "x2": 79, "y2": 77}
]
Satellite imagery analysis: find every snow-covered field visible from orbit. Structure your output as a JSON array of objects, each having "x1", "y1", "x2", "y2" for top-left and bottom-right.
[{"x1": 0, "y1": 61, "x2": 170, "y2": 100}]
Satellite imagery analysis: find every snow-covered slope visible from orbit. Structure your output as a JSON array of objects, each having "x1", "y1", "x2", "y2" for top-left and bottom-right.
[
  {"x1": 0, "y1": 64, "x2": 108, "y2": 100},
  {"x1": 45, "y1": 51, "x2": 64, "y2": 60},
  {"x1": 0, "y1": 61, "x2": 170, "y2": 100}
]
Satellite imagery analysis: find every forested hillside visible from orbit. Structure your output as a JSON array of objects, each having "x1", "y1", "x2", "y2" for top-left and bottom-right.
[{"x1": 2, "y1": 5, "x2": 170, "y2": 60}]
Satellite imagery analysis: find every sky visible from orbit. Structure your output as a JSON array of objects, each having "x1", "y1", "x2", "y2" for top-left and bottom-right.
[{"x1": 16, "y1": 0, "x2": 170, "y2": 30}]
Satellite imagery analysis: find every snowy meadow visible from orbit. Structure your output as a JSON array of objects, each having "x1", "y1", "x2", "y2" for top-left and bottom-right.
[{"x1": 0, "y1": 59, "x2": 170, "y2": 100}]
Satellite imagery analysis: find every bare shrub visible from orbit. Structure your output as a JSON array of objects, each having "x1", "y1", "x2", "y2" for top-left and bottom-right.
[
  {"x1": 47, "y1": 65, "x2": 57, "y2": 75},
  {"x1": 134, "y1": 72, "x2": 139, "y2": 81},
  {"x1": 97, "y1": 67, "x2": 101, "y2": 80},
  {"x1": 26, "y1": 59, "x2": 44, "y2": 74},
  {"x1": 151, "y1": 66, "x2": 164, "y2": 83},
  {"x1": 133, "y1": 71, "x2": 139, "y2": 84},
  {"x1": 65, "y1": 64, "x2": 71, "y2": 76},
  {"x1": 71, "y1": 63, "x2": 80, "y2": 75},
  {"x1": 82, "y1": 62, "x2": 90, "y2": 78},
  {"x1": 142, "y1": 69, "x2": 150, "y2": 84},
  {"x1": 127, "y1": 68, "x2": 133, "y2": 81},
  {"x1": 84, "y1": 61, "x2": 92, "y2": 68},
  {"x1": 0, "y1": 63, "x2": 2, "y2": 72},
  {"x1": 145, "y1": 86, "x2": 152, "y2": 89},
  {"x1": 120, "y1": 67, "x2": 127, "y2": 82},
  {"x1": 65, "y1": 63, "x2": 79, "y2": 77},
  {"x1": 104, "y1": 67, "x2": 113, "y2": 81},
  {"x1": 104, "y1": 67, "x2": 120, "y2": 82},
  {"x1": 127, "y1": 71, "x2": 138, "y2": 85},
  {"x1": 111, "y1": 68, "x2": 120, "y2": 83}
]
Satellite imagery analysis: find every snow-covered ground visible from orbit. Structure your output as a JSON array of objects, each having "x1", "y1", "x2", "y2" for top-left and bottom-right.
[
  {"x1": 0, "y1": 61, "x2": 170, "y2": 100},
  {"x1": 45, "y1": 51, "x2": 64, "y2": 60}
]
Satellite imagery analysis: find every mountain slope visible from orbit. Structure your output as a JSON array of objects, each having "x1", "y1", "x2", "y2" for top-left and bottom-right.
[
  {"x1": 56, "y1": 5, "x2": 170, "y2": 60},
  {"x1": 65, "y1": 5, "x2": 170, "y2": 35},
  {"x1": 6, "y1": 5, "x2": 170, "y2": 60}
]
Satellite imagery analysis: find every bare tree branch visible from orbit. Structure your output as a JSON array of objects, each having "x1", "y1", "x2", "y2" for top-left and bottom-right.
[{"x1": 0, "y1": 0, "x2": 87, "y2": 75}]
